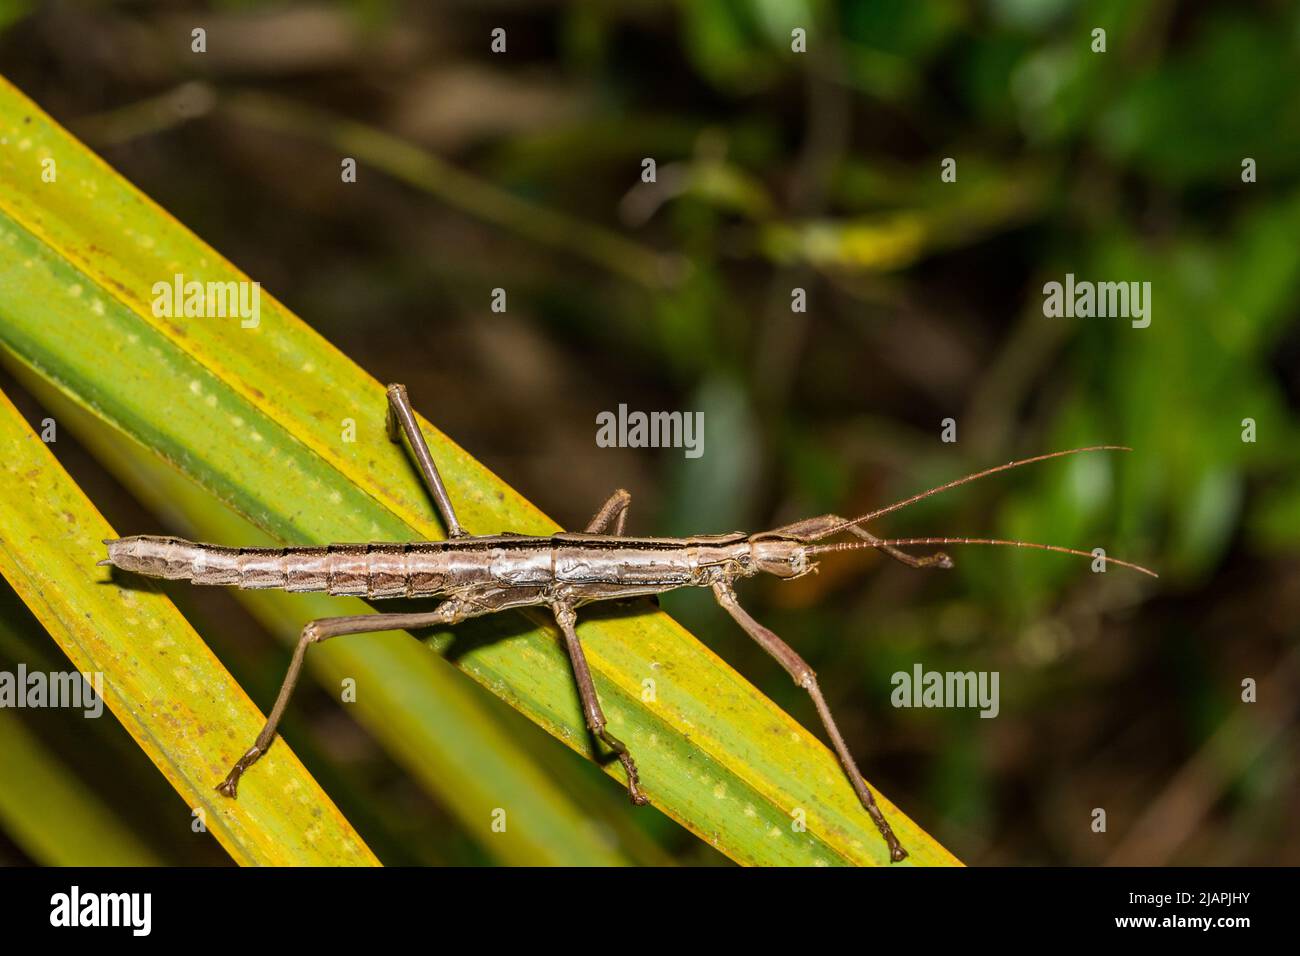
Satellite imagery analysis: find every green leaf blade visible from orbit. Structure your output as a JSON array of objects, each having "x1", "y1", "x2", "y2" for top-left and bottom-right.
[{"x1": 0, "y1": 388, "x2": 377, "y2": 866}]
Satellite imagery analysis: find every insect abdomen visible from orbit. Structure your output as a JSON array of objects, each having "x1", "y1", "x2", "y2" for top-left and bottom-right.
[
  {"x1": 316, "y1": 543, "x2": 448, "y2": 598},
  {"x1": 102, "y1": 537, "x2": 449, "y2": 598}
]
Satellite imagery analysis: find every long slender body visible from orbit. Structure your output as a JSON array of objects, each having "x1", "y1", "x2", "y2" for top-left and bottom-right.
[
  {"x1": 101, "y1": 383, "x2": 1155, "y2": 865},
  {"x1": 105, "y1": 532, "x2": 769, "y2": 602}
]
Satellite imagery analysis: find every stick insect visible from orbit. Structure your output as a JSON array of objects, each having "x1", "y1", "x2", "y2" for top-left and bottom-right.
[{"x1": 100, "y1": 384, "x2": 1156, "y2": 862}]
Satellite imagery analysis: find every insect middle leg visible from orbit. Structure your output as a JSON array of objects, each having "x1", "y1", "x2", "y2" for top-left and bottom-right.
[
  {"x1": 386, "y1": 383, "x2": 467, "y2": 538},
  {"x1": 585, "y1": 488, "x2": 631, "y2": 535},
  {"x1": 711, "y1": 581, "x2": 908, "y2": 862},
  {"x1": 551, "y1": 600, "x2": 646, "y2": 805},
  {"x1": 216, "y1": 602, "x2": 468, "y2": 798}
]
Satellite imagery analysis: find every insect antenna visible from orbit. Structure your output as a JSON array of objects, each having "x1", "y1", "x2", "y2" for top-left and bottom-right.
[
  {"x1": 807, "y1": 537, "x2": 1158, "y2": 578},
  {"x1": 807, "y1": 445, "x2": 1132, "y2": 541}
]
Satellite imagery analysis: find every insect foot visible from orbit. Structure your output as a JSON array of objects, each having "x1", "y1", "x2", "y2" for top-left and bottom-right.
[
  {"x1": 602, "y1": 730, "x2": 648, "y2": 806},
  {"x1": 887, "y1": 834, "x2": 909, "y2": 862},
  {"x1": 216, "y1": 745, "x2": 263, "y2": 799}
]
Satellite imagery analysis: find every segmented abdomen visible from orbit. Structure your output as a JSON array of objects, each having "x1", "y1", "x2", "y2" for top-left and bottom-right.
[{"x1": 104, "y1": 536, "x2": 450, "y2": 598}]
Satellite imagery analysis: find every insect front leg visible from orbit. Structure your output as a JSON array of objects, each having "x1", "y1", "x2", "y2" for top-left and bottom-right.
[
  {"x1": 217, "y1": 603, "x2": 467, "y2": 798},
  {"x1": 711, "y1": 581, "x2": 908, "y2": 862},
  {"x1": 385, "y1": 383, "x2": 467, "y2": 538},
  {"x1": 551, "y1": 600, "x2": 647, "y2": 805},
  {"x1": 585, "y1": 488, "x2": 631, "y2": 535},
  {"x1": 768, "y1": 514, "x2": 952, "y2": 569}
]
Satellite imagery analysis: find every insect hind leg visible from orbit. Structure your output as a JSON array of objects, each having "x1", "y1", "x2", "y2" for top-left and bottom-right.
[
  {"x1": 385, "y1": 383, "x2": 467, "y2": 538},
  {"x1": 217, "y1": 602, "x2": 468, "y2": 798}
]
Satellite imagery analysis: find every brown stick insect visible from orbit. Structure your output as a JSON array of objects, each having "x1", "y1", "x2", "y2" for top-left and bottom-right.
[{"x1": 100, "y1": 384, "x2": 1156, "y2": 862}]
